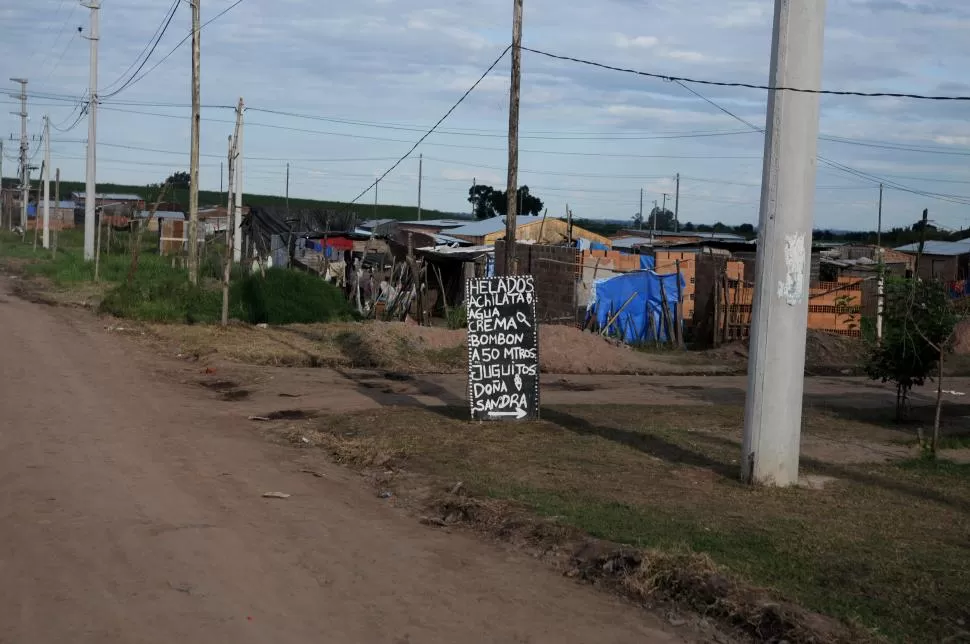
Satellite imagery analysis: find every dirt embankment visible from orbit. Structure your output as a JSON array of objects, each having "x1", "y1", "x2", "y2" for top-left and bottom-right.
[{"x1": 148, "y1": 320, "x2": 742, "y2": 376}]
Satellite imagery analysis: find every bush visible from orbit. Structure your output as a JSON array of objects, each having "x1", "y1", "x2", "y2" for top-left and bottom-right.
[
  {"x1": 100, "y1": 264, "x2": 225, "y2": 323},
  {"x1": 236, "y1": 268, "x2": 354, "y2": 325}
]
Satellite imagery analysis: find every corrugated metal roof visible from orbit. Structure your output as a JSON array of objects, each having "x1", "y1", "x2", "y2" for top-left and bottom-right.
[
  {"x1": 137, "y1": 210, "x2": 185, "y2": 220},
  {"x1": 447, "y1": 215, "x2": 546, "y2": 238},
  {"x1": 73, "y1": 192, "x2": 143, "y2": 201},
  {"x1": 398, "y1": 218, "x2": 471, "y2": 228},
  {"x1": 611, "y1": 235, "x2": 654, "y2": 249},
  {"x1": 895, "y1": 240, "x2": 970, "y2": 256}
]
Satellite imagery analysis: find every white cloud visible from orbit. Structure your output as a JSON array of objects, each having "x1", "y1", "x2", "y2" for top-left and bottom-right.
[{"x1": 613, "y1": 34, "x2": 659, "y2": 49}]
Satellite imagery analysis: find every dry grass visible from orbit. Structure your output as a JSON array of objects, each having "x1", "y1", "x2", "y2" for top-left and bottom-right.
[
  {"x1": 146, "y1": 321, "x2": 468, "y2": 372},
  {"x1": 275, "y1": 404, "x2": 970, "y2": 643}
]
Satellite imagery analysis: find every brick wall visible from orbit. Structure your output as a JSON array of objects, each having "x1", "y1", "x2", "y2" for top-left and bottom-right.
[{"x1": 495, "y1": 241, "x2": 580, "y2": 324}]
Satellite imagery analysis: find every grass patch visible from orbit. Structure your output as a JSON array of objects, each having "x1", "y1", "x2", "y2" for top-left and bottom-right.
[
  {"x1": 237, "y1": 269, "x2": 354, "y2": 325},
  {"x1": 298, "y1": 404, "x2": 970, "y2": 642}
]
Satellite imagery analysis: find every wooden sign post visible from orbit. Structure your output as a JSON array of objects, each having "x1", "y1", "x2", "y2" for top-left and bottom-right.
[{"x1": 467, "y1": 275, "x2": 540, "y2": 421}]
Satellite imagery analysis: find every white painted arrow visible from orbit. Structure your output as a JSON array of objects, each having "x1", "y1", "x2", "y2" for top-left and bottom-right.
[{"x1": 488, "y1": 408, "x2": 528, "y2": 420}]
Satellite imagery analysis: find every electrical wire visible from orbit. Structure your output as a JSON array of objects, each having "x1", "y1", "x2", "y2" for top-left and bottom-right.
[
  {"x1": 100, "y1": 0, "x2": 181, "y2": 93},
  {"x1": 103, "y1": 0, "x2": 246, "y2": 99},
  {"x1": 523, "y1": 46, "x2": 970, "y2": 101},
  {"x1": 346, "y1": 43, "x2": 513, "y2": 205},
  {"x1": 671, "y1": 79, "x2": 970, "y2": 207},
  {"x1": 100, "y1": 0, "x2": 181, "y2": 100}
]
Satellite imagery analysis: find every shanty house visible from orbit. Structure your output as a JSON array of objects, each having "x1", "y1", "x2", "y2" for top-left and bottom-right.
[{"x1": 895, "y1": 240, "x2": 970, "y2": 281}]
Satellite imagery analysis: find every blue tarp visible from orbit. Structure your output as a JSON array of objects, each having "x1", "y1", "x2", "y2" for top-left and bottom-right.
[
  {"x1": 587, "y1": 270, "x2": 685, "y2": 344},
  {"x1": 639, "y1": 255, "x2": 655, "y2": 271},
  {"x1": 590, "y1": 241, "x2": 610, "y2": 251}
]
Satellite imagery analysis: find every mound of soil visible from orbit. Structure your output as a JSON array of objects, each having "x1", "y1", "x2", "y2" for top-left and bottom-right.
[
  {"x1": 951, "y1": 318, "x2": 970, "y2": 355},
  {"x1": 700, "y1": 330, "x2": 865, "y2": 371}
]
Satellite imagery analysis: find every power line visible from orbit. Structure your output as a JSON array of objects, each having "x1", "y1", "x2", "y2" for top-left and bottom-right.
[
  {"x1": 347, "y1": 43, "x2": 513, "y2": 205},
  {"x1": 671, "y1": 79, "x2": 970, "y2": 206},
  {"x1": 100, "y1": 0, "x2": 182, "y2": 100},
  {"x1": 523, "y1": 46, "x2": 970, "y2": 101},
  {"x1": 100, "y1": 0, "x2": 180, "y2": 93},
  {"x1": 103, "y1": 0, "x2": 245, "y2": 98}
]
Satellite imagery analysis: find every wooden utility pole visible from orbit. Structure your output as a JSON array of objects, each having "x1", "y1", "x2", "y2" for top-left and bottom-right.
[
  {"x1": 876, "y1": 183, "x2": 884, "y2": 342},
  {"x1": 674, "y1": 173, "x2": 680, "y2": 232},
  {"x1": 187, "y1": 0, "x2": 202, "y2": 284},
  {"x1": 504, "y1": 0, "x2": 523, "y2": 275},
  {"x1": 639, "y1": 188, "x2": 644, "y2": 230},
  {"x1": 417, "y1": 153, "x2": 423, "y2": 221},
  {"x1": 42, "y1": 115, "x2": 50, "y2": 249},
  {"x1": 53, "y1": 168, "x2": 60, "y2": 256},
  {"x1": 233, "y1": 99, "x2": 244, "y2": 263}
]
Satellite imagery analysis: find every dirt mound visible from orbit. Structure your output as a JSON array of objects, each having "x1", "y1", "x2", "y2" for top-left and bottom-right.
[
  {"x1": 951, "y1": 319, "x2": 970, "y2": 355},
  {"x1": 700, "y1": 331, "x2": 865, "y2": 372}
]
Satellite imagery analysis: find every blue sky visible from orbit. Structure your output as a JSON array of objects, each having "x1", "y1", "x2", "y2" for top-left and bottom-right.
[{"x1": 2, "y1": 0, "x2": 970, "y2": 231}]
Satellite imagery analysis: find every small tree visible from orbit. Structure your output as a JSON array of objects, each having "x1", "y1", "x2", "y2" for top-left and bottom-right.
[{"x1": 865, "y1": 277, "x2": 958, "y2": 435}]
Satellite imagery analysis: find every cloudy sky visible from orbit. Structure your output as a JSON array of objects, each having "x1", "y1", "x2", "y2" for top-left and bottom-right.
[{"x1": 2, "y1": 0, "x2": 969, "y2": 230}]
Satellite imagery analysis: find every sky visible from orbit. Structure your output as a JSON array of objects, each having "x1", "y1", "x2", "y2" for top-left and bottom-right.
[{"x1": 2, "y1": 0, "x2": 970, "y2": 231}]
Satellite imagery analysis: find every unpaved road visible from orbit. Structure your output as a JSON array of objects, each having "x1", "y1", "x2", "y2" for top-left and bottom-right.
[{"x1": 0, "y1": 280, "x2": 695, "y2": 643}]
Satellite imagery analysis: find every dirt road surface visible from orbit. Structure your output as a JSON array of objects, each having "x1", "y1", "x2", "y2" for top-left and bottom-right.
[{"x1": 0, "y1": 279, "x2": 688, "y2": 643}]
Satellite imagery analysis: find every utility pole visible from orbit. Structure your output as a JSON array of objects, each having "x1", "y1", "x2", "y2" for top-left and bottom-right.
[
  {"x1": 417, "y1": 153, "x2": 423, "y2": 221},
  {"x1": 639, "y1": 187, "x2": 644, "y2": 230},
  {"x1": 876, "y1": 183, "x2": 884, "y2": 343},
  {"x1": 187, "y1": 0, "x2": 201, "y2": 284},
  {"x1": 223, "y1": 104, "x2": 242, "y2": 326},
  {"x1": 674, "y1": 173, "x2": 680, "y2": 233},
  {"x1": 10, "y1": 78, "x2": 28, "y2": 229},
  {"x1": 652, "y1": 199, "x2": 658, "y2": 240},
  {"x1": 373, "y1": 177, "x2": 378, "y2": 220},
  {"x1": 82, "y1": 1, "x2": 99, "y2": 260},
  {"x1": 53, "y1": 168, "x2": 60, "y2": 256},
  {"x1": 504, "y1": 0, "x2": 523, "y2": 275},
  {"x1": 233, "y1": 99, "x2": 244, "y2": 263},
  {"x1": 470, "y1": 177, "x2": 476, "y2": 219},
  {"x1": 1, "y1": 140, "x2": 4, "y2": 229},
  {"x1": 661, "y1": 193, "x2": 668, "y2": 222},
  {"x1": 285, "y1": 162, "x2": 290, "y2": 219},
  {"x1": 742, "y1": 0, "x2": 826, "y2": 487},
  {"x1": 42, "y1": 115, "x2": 50, "y2": 249}
]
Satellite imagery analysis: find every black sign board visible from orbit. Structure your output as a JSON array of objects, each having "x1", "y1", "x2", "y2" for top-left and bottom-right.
[{"x1": 466, "y1": 275, "x2": 540, "y2": 421}]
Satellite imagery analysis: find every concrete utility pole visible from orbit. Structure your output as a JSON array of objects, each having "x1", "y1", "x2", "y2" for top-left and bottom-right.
[
  {"x1": 504, "y1": 0, "x2": 523, "y2": 275},
  {"x1": 42, "y1": 115, "x2": 50, "y2": 249},
  {"x1": 674, "y1": 173, "x2": 680, "y2": 232},
  {"x1": 285, "y1": 162, "x2": 290, "y2": 219},
  {"x1": 10, "y1": 78, "x2": 28, "y2": 228},
  {"x1": 876, "y1": 183, "x2": 884, "y2": 343},
  {"x1": 187, "y1": 0, "x2": 201, "y2": 284},
  {"x1": 742, "y1": 0, "x2": 826, "y2": 487},
  {"x1": 417, "y1": 153, "x2": 423, "y2": 221},
  {"x1": 82, "y1": 0, "x2": 99, "y2": 260},
  {"x1": 661, "y1": 193, "x2": 668, "y2": 221},
  {"x1": 373, "y1": 177, "x2": 378, "y2": 220},
  {"x1": 233, "y1": 99, "x2": 244, "y2": 263}
]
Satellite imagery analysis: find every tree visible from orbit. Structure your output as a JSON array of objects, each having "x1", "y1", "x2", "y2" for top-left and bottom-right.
[
  {"x1": 681, "y1": 221, "x2": 696, "y2": 232},
  {"x1": 646, "y1": 207, "x2": 674, "y2": 231},
  {"x1": 166, "y1": 171, "x2": 191, "y2": 187},
  {"x1": 737, "y1": 223, "x2": 755, "y2": 237},
  {"x1": 865, "y1": 277, "x2": 958, "y2": 434},
  {"x1": 631, "y1": 211, "x2": 644, "y2": 229},
  {"x1": 467, "y1": 184, "x2": 544, "y2": 219},
  {"x1": 468, "y1": 184, "x2": 496, "y2": 220}
]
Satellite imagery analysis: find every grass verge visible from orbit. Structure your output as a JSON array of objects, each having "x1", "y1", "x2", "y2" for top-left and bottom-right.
[{"x1": 276, "y1": 404, "x2": 970, "y2": 643}]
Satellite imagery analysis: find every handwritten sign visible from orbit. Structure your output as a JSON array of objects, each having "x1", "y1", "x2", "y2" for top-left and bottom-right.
[{"x1": 466, "y1": 275, "x2": 540, "y2": 421}]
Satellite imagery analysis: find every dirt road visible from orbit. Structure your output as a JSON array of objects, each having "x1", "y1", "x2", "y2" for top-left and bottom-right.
[{"x1": 0, "y1": 279, "x2": 687, "y2": 643}]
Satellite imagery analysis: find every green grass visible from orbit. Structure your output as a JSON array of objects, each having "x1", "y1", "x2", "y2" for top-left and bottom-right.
[
  {"x1": 0, "y1": 229, "x2": 356, "y2": 325},
  {"x1": 306, "y1": 404, "x2": 970, "y2": 642}
]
